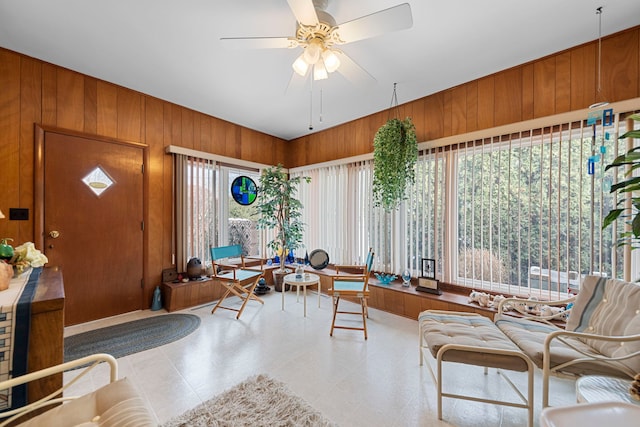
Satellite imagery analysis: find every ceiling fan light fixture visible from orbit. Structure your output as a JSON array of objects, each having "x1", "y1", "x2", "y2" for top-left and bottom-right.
[
  {"x1": 322, "y1": 49, "x2": 340, "y2": 73},
  {"x1": 313, "y1": 61, "x2": 328, "y2": 80},
  {"x1": 292, "y1": 54, "x2": 309, "y2": 76},
  {"x1": 303, "y1": 38, "x2": 322, "y2": 64}
]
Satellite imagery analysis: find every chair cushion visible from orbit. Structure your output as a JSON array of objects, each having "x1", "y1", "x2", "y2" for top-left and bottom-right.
[
  {"x1": 495, "y1": 314, "x2": 634, "y2": 377},
  {"x1": 217, "y1": 269, "x2": 261, "y2": 281},
  {"x1": 419, "y1": 311, "x2": 529, "y2": 372},
  {"x1": 566, "y1": 276, "x2": 640, "y2": 373},
  {"x1": 331, "y1": 280, "x2": 367, "y2": 293},
  {"x1": 19, "y1": 377, "x2": 155, "y2": 427}
]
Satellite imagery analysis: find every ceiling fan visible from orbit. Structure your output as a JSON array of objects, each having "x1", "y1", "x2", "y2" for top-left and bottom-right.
[{"x1": 220, "y1": 0, "x2": 413, "y2": 84}]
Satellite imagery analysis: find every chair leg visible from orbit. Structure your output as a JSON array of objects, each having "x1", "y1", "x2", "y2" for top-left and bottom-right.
[
  {"x1": 235, "y1": 278, "x2": 263, "y2": 319},
  {"x1": 211, "y1": 285, "x2": 233, "y2": 314},
  {"x1": 330, "y1": 296, "x2": 340, "y2": 336},
  {"x1": 360, "y1": 297, "x2": 368, "y2": 340},
  {"x1": 330, "y1": 295, "x2": 369, "y2": 339}
]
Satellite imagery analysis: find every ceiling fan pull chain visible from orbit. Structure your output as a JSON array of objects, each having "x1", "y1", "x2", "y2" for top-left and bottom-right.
[{"x1": 309, "y1": 77, "x2": 314, "y2": 131}]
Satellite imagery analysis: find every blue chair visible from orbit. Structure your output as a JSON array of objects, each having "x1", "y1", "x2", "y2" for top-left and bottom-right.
[
  {"x1": 329, "y1": 248, "x2": 374, "y2": 339},
  {"x1": 210, "y1": 245, "x2": 264, "y2": 319}
]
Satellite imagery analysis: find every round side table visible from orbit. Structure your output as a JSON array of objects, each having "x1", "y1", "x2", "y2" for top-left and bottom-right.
[{"x1": 282, "y1": 273, "x2": 320, "y2": 317}]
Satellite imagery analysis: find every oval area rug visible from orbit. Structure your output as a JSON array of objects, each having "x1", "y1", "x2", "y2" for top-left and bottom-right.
[{"x1": 64, "y1": 314, "x2": 200, "y2": 362}]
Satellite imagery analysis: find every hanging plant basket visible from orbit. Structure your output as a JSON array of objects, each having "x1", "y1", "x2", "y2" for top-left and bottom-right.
[{"x1": 372, "y1": 117, "x2": 418, "y2": 211}]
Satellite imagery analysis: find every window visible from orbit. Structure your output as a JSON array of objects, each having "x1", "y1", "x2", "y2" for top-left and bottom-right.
[
  {"x1": 451, "y1": 120, "x2": 624, "y2": 297},
  {"x1": 174, "y1": 155, "x2": 216, "y2": 272},
  {"x1": 294, "y1": 109, "x2": 635, "y2": 298},
  {"x1": 171, "y1": 147, "x2": 264, "y2": 272},
  {"x1": 218, "y1": 167, "x2": 260, "y2": 257}
]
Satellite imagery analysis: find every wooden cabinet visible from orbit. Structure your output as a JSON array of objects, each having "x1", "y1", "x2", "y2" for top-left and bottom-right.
[
  {"x1": 161, "y1": 265, "x2": 281, "y2": 312},
  {"x1": 161, "y1": 278, "x2": 225, "y2": 312},
  {"x1": 368, "y1": 281, "x2": 494, "y2": 320},
  {"x1": 28, "y1": 266, "x2": 65, "y2": 404}
]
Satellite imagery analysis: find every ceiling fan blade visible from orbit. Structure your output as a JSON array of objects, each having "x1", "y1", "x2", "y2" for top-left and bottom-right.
[
  {"x1": 220, "y1": 37, "x2": 298, "y2": 49},
  {"x1": 286, "y1": 0, "x2": 319, "y2": 26},
  {"x1": 335, "y1": 51, "x2": 376, "y2": 88},
  {"x1": 285, "y1": 70, "x2": 309, "y2": 95},
  {"x1": 334, "y1": 3, "x2": 412, "y2": 44}
]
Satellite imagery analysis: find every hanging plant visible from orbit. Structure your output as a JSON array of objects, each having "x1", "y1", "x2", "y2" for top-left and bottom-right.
[{"x1": 372, "y1": 116, "x2": 418, "y2": 211}]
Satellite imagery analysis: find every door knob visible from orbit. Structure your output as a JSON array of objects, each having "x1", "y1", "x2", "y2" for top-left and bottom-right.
[{"x1": 48, "y1": 230, "x2": 60, "y2": 239}]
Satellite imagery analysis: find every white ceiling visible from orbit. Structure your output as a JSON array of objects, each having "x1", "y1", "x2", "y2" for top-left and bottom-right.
[{"x1": 1, "y1": 0, "x2": 639, "y2": 141}]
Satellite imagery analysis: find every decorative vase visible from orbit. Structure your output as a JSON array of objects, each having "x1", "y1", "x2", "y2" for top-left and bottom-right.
[
  {"x1": 295, "y1": 264, "x2": 304, "y2": 279},
  {"x1": 0, "y1": 238, "x2": 14, "y2": 261},
  {"x1": 151, "y1": 286, "x2": 162, "y2": 311},
  {"x1": 186, "y1": 257, "x2": 202, "y2": 280},
  {"x1": 402, "y1": 269, "x2": 411, "y2": 287},
  {"x1": 374, "y1": 273, "x2": 396, "y2": 285}
]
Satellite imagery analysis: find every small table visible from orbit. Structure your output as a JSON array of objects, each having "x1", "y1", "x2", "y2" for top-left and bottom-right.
[{"x1": 282, "y1": 273, "x2": 320, "y2": 317}]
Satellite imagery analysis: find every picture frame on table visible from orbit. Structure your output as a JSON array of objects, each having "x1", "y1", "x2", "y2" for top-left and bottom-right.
[{"x1": 417, "y1": 258, "x2": 441, "y2": 295}]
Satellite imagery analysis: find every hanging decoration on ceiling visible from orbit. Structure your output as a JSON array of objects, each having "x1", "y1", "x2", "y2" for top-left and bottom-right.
[
  {"x1": 586, "y1": 6, "x2": 614, "y2": 178},
  {"x1": 372, "y1": 83, "x2": 418, "y2": 211}
]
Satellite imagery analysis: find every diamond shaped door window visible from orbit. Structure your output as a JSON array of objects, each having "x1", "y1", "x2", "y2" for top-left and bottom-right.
[{"x1": 82, "y1": 166, "x2": 114, "y2": 197}]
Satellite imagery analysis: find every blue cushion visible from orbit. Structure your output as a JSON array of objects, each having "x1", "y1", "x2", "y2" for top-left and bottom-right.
[
  {"x1": 365, "y1": 252, "x2": 374, "y2": 272},
  {"x1": 218, "y1": 269, "x2": 261, "y2": 281},
  {"x1": 333, "y1": 280, "x2": 366, "y2": 292},
  {"x1": 210, "y1": 245, "x2": 243, "y2": 261}
]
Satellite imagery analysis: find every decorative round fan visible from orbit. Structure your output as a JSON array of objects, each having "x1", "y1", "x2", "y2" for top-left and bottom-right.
[{"x1": 221, "y1": 0, "x2": 412, "y2": 83}]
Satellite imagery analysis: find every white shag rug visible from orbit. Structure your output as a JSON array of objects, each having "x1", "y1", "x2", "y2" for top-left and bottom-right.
[{"x1": 161, "y1": 374, "x2": 337, "y2": 427}]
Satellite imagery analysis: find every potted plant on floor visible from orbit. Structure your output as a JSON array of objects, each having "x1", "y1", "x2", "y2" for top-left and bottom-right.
[{"x1": 256, "y1": 164, "x2": 310, "y2": 291}]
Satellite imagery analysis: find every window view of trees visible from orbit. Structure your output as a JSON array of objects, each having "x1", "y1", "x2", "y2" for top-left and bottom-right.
[{"x1": 455, "y1": 122, "x2": 625, "y2": 293}]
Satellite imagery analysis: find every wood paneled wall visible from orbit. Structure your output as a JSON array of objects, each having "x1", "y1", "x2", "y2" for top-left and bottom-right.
[
  {"x1": 1, "y1": 26, "x2": 638, "y2": 306},
  {"x1": 0, "y1": 47, "x2": 286, "y2": 300},
  {"x1": 286, "y1": 26, "x2": 640, "y2": 167}
]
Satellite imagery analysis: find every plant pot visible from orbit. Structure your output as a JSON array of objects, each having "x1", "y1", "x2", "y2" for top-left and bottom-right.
[{"x1": 272, "y1": 268, "x2": 292, "y2": 292}]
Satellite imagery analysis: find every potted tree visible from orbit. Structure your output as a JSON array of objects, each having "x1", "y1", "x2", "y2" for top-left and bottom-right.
[{"x1": 256, "y1": 164, "x2": 310, "y2": 290}]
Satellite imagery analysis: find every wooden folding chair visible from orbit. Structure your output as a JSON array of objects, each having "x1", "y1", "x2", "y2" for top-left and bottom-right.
[
  {"x1": 210, "y1": 245, "x2": 264, "y2": 319},
  {"x1": 329, "y1": 248, "x2": 374, "y2": 339}
]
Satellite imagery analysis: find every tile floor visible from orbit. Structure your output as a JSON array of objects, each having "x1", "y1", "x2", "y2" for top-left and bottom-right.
[{"x1": 63, "y1": 290, "x2": 576, "y2": 426}]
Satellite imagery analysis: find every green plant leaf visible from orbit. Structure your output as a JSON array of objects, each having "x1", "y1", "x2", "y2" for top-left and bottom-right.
[
  {"x1": 619, "y1": 130, "x2": 640, "y2": 139},
  {"x1": 602, "y1": 208, "x2": 624, "y2": 229},
  {"x1": 609, "y1": 176, "x2": 640, "y2": 193},
  {"x1": 255, "y1": 164, "x2": 310, "y2": 270},
  {"x1": 372, "y1": 117, "x2": 418, "y2": 211}
]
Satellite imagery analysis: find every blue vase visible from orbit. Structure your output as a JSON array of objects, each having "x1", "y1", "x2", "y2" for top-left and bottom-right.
[
  {"x1": 402, "y1": 269, "x2": 411, "y2": 286},
  {"x1": 151, "y1": 286, "x2": 162, "y2": 311}
]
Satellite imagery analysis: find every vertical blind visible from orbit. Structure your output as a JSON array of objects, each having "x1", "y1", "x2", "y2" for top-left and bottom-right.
[
  {"x1": 293, "y1": 110, "x2": 633, "y2": 298},
  {"x1": 174, "y1": 154, "x2": 216, "y2": 272}
]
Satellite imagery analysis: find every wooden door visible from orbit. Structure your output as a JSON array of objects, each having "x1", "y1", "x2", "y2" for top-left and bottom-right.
[{"x1": 38, "y1": 128, "x2": 145, "y2": 325}]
